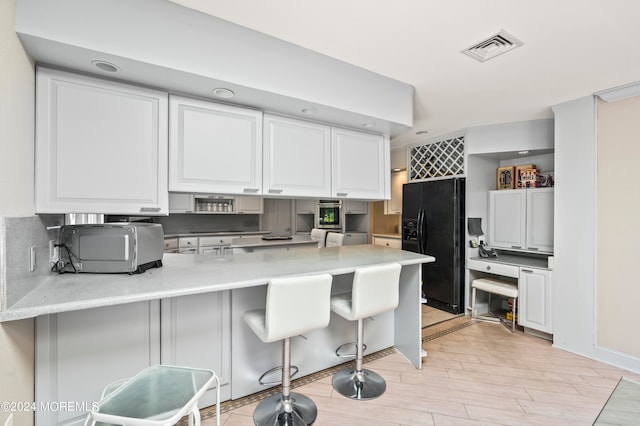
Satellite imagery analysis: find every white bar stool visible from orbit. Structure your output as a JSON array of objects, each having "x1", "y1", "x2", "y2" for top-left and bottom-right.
[
  {"x1": 471, "y1": 277, "x2": 519, "y2": 332},
  {"x1": 330, "y1": 263, "x2": 402, "y2": 400},
  {"x1": 84, "y1": 365, "x2": 220, "y2": 426},
  {"x1": 243, "y1": 273, "x2": 333, "y2": 426},
  {"x1": 310, "y1": 228, "x2": 328, "y2": 247},
  {"x1": 325, "y1": 232, "x2": 345, "y2": 247}
]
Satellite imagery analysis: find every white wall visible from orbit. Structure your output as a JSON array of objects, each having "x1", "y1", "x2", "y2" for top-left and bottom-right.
[{"x1": 0, "y1": 0, "x2": 36, "y2": 424}]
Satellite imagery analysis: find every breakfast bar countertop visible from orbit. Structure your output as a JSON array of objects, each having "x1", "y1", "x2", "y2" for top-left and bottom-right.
[{"x1": 0, "y1": 245, "x2": 435, "y2": 322}]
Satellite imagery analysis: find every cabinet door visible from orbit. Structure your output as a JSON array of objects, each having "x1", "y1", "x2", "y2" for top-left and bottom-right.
[
  {"x1": 519, "y1": 268, "x2": 552, "y2": 333},
  {"x1": 343, "y1": 199, "x2": 368, "y2": 214},
  {"x1": 168, "y1": 192, "x2": 194, "y2": 213},
  {"x1": 160, "y1": 292, "x2": 231, "y2": 405},
  {"x1": 263, "y1": 114, "x2": 332, "y2": 198},
  {"x1": 36, "y1": 67, "x2": 168, "y2": 215},
  {"x1": 332, "y1": 128, "x2": 388, "y2": 199},
  {"x1": 344, "y1": 232, "x2": 368, "y2": 245},
  {"x1": 236, "y1": 196, "x2": 264, "y2": 214},
  {"x1": 526, "y1": 188, "x2": 554, "y2": 252},
  {"x1": 489, "y1": 190, "x2": 526, "y2": 249},
  {"x1": 35, "y1": 301, "x2": 160, "y2": 425},
  {"x1": 295, "y1": 199, "x2": 317, "y2": 214},
  {"x1": 169, "y1": 95, "x2": 263, "y2": 195},
  {"x1": 385, "y1": 170, "x2": 406, "y2": 215}
]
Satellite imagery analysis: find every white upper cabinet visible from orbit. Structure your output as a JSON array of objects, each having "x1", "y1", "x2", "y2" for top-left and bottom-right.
[
  {"x1": 526, "y1": 188, "x2": 554, "y2": 253},
  {"x1": 489, "y1": 188, "x2": 554, "y2": 253},
  {"x1": 263, "y1": 114, "x2": 332, "y2": 198},
  {"x1": 332, "y1": 127, "x2": 388, "y2": 199},
  {"x1": 385, "y1": 170, "x2": 406, "y2": 215},
  {"x1": 236, "y1": 196, "x2": 264, "y2": 214},
  {"x1": 169, "y1": 95, "x2": 263, "y2": 195},
  {"x1": 36, "y1": 67, "x2": 168, "y2": 215},
  {"x1": 489, "y1": 190, "x2": 527, "y2": 249}
]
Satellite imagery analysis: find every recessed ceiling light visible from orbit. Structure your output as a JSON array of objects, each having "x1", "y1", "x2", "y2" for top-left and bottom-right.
[
  {"x1": 362, "y1": 122, "x2": 376, "y2": 128},
  {"x1": 301, "y1": 107, "x2": 317, "y2": 114},
  {"x1": 212, "y1": 88, "x2": 235, "y2": 98},
  {"x1": 91, "y1": 60, "x2": 120, "y2": 73},
  {"x1": 518, "y1": 150, "x2": 530, "y2": 155},
  {"x1": 416, "y1": 130, "x2": 429, "y2": 135}
]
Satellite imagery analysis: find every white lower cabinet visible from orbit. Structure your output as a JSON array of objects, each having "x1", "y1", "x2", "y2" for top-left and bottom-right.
[
  {"x1": 36, "y1": 301, "x2": 161, "y2": 425},
  {"x1": 344, "y1": 232, "x2": 368, "y2": 245},
  {"x1": 518, "y1": 267, "x2": 553, "y2": 334},
  {"x1": 372, "y1": 236, "x2": 402, "y2": 249},
  {"x1": 160, "y1": 292, "x2": 232, "y2": 406}
]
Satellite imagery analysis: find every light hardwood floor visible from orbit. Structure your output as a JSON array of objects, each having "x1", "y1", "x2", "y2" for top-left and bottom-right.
[{"x1": 201, "y1": 317, "x2": 640, "y2": 425}]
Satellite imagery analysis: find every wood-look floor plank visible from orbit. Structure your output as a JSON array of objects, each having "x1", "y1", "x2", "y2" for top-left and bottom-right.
[{"x1": 200, "y1": 318, "x2": 637, "y2": 426}]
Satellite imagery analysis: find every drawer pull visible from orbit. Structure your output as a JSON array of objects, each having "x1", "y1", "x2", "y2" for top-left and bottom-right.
[
  {"x1": 268, "y1": 189, "x2": 283, "y2": 194},
  {"x1": 336, "y1": 192, "x2": 348, "y2": 197},
  {"x1": 486, "y1": 265, "x2": 491, "y2": 271},
  {"x1": 521, "y1": 269, "x2": 533, "y2": 273},
  {"x1": 243, "y1": 188, "x2": 259, "y2": 193},
  {"x1": 529, "y1": 247, "x2": 539, "y2": 251},
  {"x1": 511, "y1": 245, "x2": 522, "y2": 249},
  {"x1": 140, "y1": 207, "x2": 161, "y2": 212}
]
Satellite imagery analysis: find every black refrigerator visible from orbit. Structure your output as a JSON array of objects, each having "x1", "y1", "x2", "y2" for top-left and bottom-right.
[{"x1": 402, "y1": 178, "x2": 465, "y2": 314}]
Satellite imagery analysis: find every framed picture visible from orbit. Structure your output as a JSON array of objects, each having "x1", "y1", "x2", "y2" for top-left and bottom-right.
[{"x1": 496, "y1": 166, "x2": 515, "y2": 189}]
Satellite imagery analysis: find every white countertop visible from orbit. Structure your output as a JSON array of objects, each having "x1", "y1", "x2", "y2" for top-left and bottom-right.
[
  {"x1": 230, "y1": 235, "x2": 317, "y2": 248},
  {"x1": 469, "y1": 253, "x2": 551, "y2": 270},
  {"x1": 0, "y1": 245, "x2": 434, "y2": 322}
]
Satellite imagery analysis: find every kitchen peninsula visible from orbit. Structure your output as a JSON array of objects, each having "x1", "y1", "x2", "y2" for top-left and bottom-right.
[{"x1": 1, "y1": 243, "x2": 434, "y2": 424}]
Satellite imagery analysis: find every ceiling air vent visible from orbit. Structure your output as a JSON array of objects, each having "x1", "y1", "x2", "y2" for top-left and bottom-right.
[{"x1": 461, "y1": 29, "x2": 523, "y2": 62}]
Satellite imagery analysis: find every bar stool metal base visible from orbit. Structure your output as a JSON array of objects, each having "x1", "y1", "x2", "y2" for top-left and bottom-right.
[
  {"x1": 332, "y1": 368, "x2": 386, "y2": 400},
  {"x1": 253, "y1": 392, "x2": 318, "y2": 426}
]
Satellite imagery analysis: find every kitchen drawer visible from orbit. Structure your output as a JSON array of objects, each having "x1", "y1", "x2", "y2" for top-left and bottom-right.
[
  {"x1": 199, "y1": 236, "x2": 234, "y2": 247},
  {"x1": 179, "y1": 237, "x2": 198, "y2": 249},
  {"x1": 164, "y1": 238, "x2": 178, "y2": 253},
  {"x1": 372, "y1": 236, "x2": 401, "y2": 249},
  {"x1": 467, "y1": 259, "x2": 520, "y2": 278}
]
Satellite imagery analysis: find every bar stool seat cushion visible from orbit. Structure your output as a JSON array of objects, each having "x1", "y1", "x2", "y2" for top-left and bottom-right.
[
  {"x1": 243, "y1": 274, "x2": 333, "y2": 343},
  {"x1": 471, "y1": 278, "x2": 518, "y2": 298}
]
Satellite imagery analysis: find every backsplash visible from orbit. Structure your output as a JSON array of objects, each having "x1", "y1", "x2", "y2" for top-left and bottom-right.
[{"x1": 0, "y1": 215, "x2": 62, "y2": 310}]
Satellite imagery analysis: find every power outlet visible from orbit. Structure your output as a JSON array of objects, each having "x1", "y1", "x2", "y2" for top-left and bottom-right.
[{"x1": 49, "y1": 239, "x2": 59, "y2": 265}]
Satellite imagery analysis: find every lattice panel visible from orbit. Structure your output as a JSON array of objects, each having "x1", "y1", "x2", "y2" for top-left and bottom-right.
[{"x1": 409, "y1": 136, "x2": 465, "y2": 181}]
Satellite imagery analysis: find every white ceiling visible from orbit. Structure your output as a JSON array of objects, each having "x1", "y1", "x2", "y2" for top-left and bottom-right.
[{"x1": 170, "y1": 0, "x2": 640, "y2": 147}]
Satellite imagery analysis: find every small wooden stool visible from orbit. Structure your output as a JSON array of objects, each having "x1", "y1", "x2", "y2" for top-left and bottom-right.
[{"x1": 471, "y1": 277, "x2": 519, "y2": 332}]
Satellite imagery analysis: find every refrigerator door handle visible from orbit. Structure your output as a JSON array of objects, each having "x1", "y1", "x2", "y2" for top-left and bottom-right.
[
  {"x1": 418, "y1": 208, "x2": 426, "y2": 254},
  {"x1": 422, "y1": 210, "x2": 427, "y2": 253}
]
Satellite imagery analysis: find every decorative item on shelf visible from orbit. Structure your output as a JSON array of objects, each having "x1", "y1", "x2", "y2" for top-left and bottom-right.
[
  {"x1": 520, "y1": 168, "x2": 538, "y2": 188},
  {"x1": 537, "y1": 171, "x2": 554, "y2": 187},
  {"x1": 515, "y1": 164, "x2": 536, "y2": 188},
  {"x1": 496, "y1": 166, "x2": 515, "y2": 190}
]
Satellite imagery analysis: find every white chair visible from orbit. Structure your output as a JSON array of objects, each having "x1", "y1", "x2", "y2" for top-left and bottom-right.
[
  {"x1": 325, "y1": 232, "x2": 345, "y2": 247},
  {"x1": 471, "y1": 277, "x2": 519, "y2": 332},
  {"x1": 330, "y1": 263, "x2": 402, "y2": 400},
  {"x1": 243, "y1": 274, "x2": 333, "y2": 425},
  {"x1": 310, "y1": 228, "x2": 328, "y2": 248},
  {"x1": 85, "y1": 365, "x2": 220, "y2": 426}
]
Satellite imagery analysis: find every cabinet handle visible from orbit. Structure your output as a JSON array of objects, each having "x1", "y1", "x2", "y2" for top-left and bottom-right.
[
  {"x1": 528, "y1": 247, "x2": 539, "y2": 251},
  {"x1": 511, "y1": 245, "x2": 522, "y2": 249},
  {"x1": 336, "y1": 192, "x2": 348, "y2": 197},
  {"x1": 140, "y1": 207, "x2": 161, "y2": 212},
  {"x1": 243, "y1": 188, "x2": 259, "y2": 193},
  {"x1": 521, "y1": 269, "x2": 533, "y2": 273},
  {"x1": 486, "y1": 265, "x2": 491, "y2": 271},
  {"x1": 268, "y1": 189, "x2": 283, "y2": 194}
]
